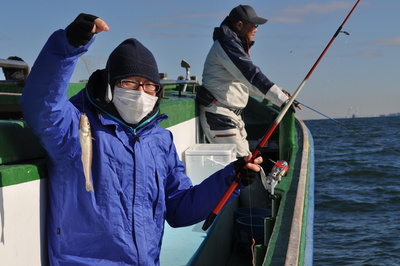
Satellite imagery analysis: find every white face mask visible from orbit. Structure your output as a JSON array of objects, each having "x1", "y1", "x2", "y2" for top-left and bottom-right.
[{"x1": 113, "y1": 86, "x2": 158, "y2": 124}]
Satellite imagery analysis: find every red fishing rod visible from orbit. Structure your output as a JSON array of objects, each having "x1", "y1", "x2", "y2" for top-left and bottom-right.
[{"x1": 202, "y1": 0, "x2": 361, "y2": 231}]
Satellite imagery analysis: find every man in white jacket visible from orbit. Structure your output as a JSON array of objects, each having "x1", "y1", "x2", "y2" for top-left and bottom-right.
[{"x1": 197, "y1": 5, "x2": 299, "y2": 157}]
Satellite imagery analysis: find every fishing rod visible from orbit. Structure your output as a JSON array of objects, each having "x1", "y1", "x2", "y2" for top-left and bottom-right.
[
  {"x1": 202, "y1": 0, "x2": 361, "y2": 231},
  {"x1": 298, "y1": 101, "x2": 400, "y2": 155}
]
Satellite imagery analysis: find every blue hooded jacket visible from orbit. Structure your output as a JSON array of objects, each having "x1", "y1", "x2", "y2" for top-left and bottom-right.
[{"x1": 20, "y1": 29, "x2": 240, "y2": 265}]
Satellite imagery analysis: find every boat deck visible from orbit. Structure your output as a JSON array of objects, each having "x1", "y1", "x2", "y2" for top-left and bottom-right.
[{"x1": 160, "y1": 222, "x2": 206, "y2": 265}]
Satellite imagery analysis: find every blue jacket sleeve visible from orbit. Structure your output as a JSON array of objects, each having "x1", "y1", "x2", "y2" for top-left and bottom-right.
[{"x1": 20, "y1": 29, "x2": 95, "y2": 159}]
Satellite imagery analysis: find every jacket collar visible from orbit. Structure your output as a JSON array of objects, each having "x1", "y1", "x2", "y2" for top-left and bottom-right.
[{"x1": 213, "y1": 16, "x2": 255, "y2": 53}]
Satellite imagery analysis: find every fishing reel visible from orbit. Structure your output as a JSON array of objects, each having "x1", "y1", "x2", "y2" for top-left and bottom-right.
[{"x1": 261, "y1": 160, "x2": 289, "y2": 200}]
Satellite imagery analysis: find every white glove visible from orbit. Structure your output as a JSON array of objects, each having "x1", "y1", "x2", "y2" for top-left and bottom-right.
[{"x1": 265, "y1": 85, "x2": 289, "y2": 107}]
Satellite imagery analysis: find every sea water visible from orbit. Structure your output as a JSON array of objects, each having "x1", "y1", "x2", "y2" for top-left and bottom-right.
[{"x1": 305, "y1": 116, "x2": 400, "y2": 265}]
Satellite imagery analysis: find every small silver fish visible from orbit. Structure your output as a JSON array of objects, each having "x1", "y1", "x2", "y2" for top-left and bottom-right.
[{"x1": 79, "y1": 113, "x2": 94, "y2": 192}]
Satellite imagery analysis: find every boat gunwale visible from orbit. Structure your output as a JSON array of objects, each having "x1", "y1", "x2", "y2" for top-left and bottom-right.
[{"x1": 283, "y1": 117, "x2": 314, "y2": 266}]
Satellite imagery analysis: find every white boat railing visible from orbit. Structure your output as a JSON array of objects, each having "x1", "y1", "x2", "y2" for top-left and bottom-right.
[
  {"x1": 161, "y1": 79, "x2": 199, "y2": 97},
  {"x1": 0, "y1": 58, "x2": 29, "y2": 70},
  {"x1": 0, "y1": 91, "x2": 22, "y2": 96},
  {"x1": 0, "y1": 79, "x2": 199, "y2": 97}
]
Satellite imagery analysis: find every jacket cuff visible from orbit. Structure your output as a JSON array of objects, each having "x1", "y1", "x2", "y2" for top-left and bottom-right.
[{"x1": 265, "y1": 85, "x2": 289, "y2": 107}]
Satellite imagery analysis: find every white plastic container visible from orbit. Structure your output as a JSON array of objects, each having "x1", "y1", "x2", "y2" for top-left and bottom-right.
[{"x1": 184, "y1": 144, "x2": 236, "y2": 185}]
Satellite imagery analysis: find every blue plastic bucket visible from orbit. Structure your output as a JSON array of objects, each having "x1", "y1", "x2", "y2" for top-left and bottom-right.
[
  {"x1": 234, "y1": 207, "x2": 272, "y2": 219},
  {"x1": 236, "y1": 215, "x2": 265, "y2": 245}
]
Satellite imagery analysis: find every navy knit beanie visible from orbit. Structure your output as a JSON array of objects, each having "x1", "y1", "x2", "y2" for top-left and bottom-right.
[{"x1": 106, "y1": 38, "x2": 160, "y2": 87}]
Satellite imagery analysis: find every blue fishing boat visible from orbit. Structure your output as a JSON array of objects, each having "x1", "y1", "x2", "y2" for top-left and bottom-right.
[{"x1": 0, "y1": 58, "x2": 314, "y2": 265}]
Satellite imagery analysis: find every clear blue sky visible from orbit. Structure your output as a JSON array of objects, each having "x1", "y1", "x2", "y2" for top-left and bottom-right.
[{"x1": 1, "y1": 0, "x2": 399, "y2": 119}]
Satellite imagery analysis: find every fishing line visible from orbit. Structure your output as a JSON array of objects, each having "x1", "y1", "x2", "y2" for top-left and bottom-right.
[
  {"x1": 298, "y1": 100, "x2": 400, "y2": 155},
  {"x1": 245, "y1": 170, "x2": 257, "y2": 266},
  {"x1": 243, "y1": 167, "x2": 256, "y2": 256}
]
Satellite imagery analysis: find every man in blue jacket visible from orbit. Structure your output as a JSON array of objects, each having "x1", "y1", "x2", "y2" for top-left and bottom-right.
[
  {"x1": 20, "y1": 14, "x2": 262, "y2": 265},
  {"x1": 197, "y1": 5, "x2": 300, "y2": 157}
]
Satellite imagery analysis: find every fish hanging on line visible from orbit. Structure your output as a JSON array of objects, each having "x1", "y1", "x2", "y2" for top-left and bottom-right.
[{"x1": 79, "y1": 113, "x2": 94, "y2": 192}]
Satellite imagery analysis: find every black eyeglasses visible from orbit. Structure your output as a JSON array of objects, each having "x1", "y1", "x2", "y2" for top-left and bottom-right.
[{"x1": 119, "y1": 79, "x2": 161, "y2": 94}]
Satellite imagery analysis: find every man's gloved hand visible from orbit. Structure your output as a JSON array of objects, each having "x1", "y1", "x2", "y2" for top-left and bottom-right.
[
  {"x1": 281, "y1": 88, "x2": 302, "y2": 111},
  {"x1": 67, "y1": 13, "x2": 99, "y2": 47},
  {"x1": 281, "y1": 99, "x2": 297, "y2": 113},
  {"x1": 233, "y1": 156, "x2": 262, "y2": 186}
]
